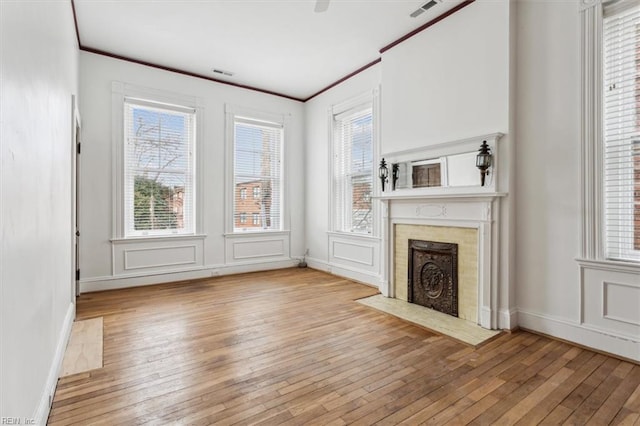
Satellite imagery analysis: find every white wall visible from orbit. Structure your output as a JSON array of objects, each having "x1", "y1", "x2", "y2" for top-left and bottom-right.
[
  {"x1": 78, "y1": 53, "x2": 305, "y2": 291},
  {"x1": 516, "y1": 0, "x2": 581, "y2": 323},
  {"x1": 381, "y1": 1, "x2": 510, "y2": 151},
  {"x1": 515, "y1": 1, "x2": 639, "y2": 361},
  {"x1": 0, "y1": 1, "x2": 79, "y2": 422}
]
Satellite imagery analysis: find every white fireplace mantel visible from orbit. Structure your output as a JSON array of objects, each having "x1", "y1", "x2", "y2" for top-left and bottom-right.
[
  {"x1": 377, "y1": 191, "x2": 507, "y2": 201},
  {"x1": 375, "y1": 133, "x2": 508, "y2": 330},
  {"x1": 378, "y1": 189, "x2": 506, "y2": 330}
]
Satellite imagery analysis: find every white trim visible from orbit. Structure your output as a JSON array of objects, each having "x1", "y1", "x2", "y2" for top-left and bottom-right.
[
  {"x1": 383, "y1": 133, "x2": 503, "y2": 162},
  {"x1": 71, "y1": 94, "x2": 81, "y2": 301},
  {"x1": 577, "y1": 257, "x2": 640, "y2": 273},
  {"x1": 224, "y1": 103, "x2": 290, "y2": 236},
  {"x1": 111, "y1": 81, "x2": 205, "y2": 239},
  {"x1": 79, "y1": 259, "x2": 299, "y2": 293},
  {"x1": 580, "y1": 0, "x2": 602, "y2": 12},
  {"x1": 34, "y1": 303, "x2": 75, "y2": 425},
  {"x1": 111, "y1": 233, "x2": 207, "y2": 244},
  {"x1": 329, "y1": 88, "x2": 381, "y2": 236},
  {"x1": 224, "y1": 230, "x2": 291, "y2": 238},
  {"x1": 518, "y1": 308, "x2": 640, "y2": 362},
  {"x1": 579, "y1": 0, "x2": 640, "y2": 264},
  {"x1": 306, "y1": 256, "x2": 382, "y2": 288},
  {"x1": 376, "y1": 191, "x2": 507, "y2": 201},
  {"x1": 331, "y1": 90, "x2": 376, "y2": 116},
  {"x1": 382, "y1": 133, "x2": 504, "y2": 195},
  {"x1": 326, "y1": 231, "x2": 381, "y2": 242},
  {"x1": 499, "y1": 308, "x2": 518, "y2": 330},
  {"x1": 225, "y1": 103, "x2": 286, "y2": 123}
]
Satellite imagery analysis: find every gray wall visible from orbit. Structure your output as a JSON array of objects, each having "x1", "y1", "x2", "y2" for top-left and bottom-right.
[{"x1": 1, "y1": 1, "x2": 79, "y2": 420}]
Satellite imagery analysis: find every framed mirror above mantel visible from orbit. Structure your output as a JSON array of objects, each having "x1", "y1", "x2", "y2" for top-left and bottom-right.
[{"x1": 377, "y1": 133, "x2": 504, "y2": 199}]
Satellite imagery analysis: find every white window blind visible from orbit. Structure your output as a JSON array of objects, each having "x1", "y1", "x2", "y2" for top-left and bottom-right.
[
  {"x1": 603, "y1": 2, "x2": 640, "y2": 262},
  {"x1": 233, "y1": 117, "x2": 283, "y2": 232},
  {"x1": 123, "y1": 98, "x2": 195, "y2": 237},
  {"x1": 333, "y1": 104, "x2": 373, "y2": 234}
]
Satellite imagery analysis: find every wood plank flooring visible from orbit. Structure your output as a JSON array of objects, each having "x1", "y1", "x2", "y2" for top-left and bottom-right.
[{"x1": 48, "y1": 268, "x2": 640, "y2": 425}]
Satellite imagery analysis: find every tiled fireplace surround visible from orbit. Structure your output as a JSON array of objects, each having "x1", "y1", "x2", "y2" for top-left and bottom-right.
[{"x1": 378, "y1": 133, "x2": 505, "y2": 330}]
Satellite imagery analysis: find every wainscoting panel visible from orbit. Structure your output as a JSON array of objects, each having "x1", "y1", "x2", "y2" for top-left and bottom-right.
[
  {"x1": 225, "y1": 232, "x2": 290, "y2": 264},
  {"x1": 112, "y1": 236, "x2": 204, "y2": 276},
  {"x1": 603, "y1": 281, "x2": 640, "y2": 326},
  {"x1": 124, "y1": 245, "x2": 197, "y2": 271},
  {"x1": 328, "y1": 233, "x2": 380, "y2": 274},
  {"x1": 581, "y1": 263, "x2": 640, "y2": 341},
  {"x1": 233, "y1": 239, "x2": 284, "y2": 260}
]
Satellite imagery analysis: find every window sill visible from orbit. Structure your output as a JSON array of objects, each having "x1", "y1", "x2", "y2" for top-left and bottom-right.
[
  {"x1": 576, "y1": 258, "x2": 640, "y2": 274},
  {"x1": 224, "y1": 230, "x2": 290, "y2": 238},
  {"x1": 111, "y1": 234, "x2": 207, "y2": 244},
  {"x1": 327, "y1": 231, "x2": 380, "y2": 241}
]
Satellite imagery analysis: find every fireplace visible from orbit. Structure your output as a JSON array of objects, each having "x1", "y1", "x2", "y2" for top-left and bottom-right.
[
  {"x1": 377, "y1": 133, "x2": 508, "y2": 330},
  {"x1": 408, "y1": 239, "x2": 458, "y2": 317}
]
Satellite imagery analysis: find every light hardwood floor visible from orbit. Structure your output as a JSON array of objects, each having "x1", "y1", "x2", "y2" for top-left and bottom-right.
[{"x1": 48, "y1": 268, "x2": 640, "y2": 425}]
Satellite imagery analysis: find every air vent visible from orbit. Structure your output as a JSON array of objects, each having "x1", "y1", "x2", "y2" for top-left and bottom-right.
[
  {"x1": 410, "y1": 0, "x2": 439, "y2": 18},
  {"x1": 212, "y1": 68, "x2": 234, "y2": 77}
]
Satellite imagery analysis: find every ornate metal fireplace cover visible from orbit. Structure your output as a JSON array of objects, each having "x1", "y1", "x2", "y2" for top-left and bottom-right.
[{"x1": 407, "y1": 239, "x2": 458, "y2": 317}]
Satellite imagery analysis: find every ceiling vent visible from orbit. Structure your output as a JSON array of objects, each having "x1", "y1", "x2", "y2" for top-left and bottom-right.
[
  {"x1": 410, "y1": 0, "x2": 440, "y2": 18},
  {"x1": 212, "y1": 68, "x2": 234, "y2": 77}
]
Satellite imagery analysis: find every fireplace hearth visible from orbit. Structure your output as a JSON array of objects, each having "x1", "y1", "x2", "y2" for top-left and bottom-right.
[{"x1": 408, "y1": 239, "x2": 458, "y2": 317}]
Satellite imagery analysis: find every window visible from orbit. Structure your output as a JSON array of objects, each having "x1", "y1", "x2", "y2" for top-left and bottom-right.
[
  {"x1": 123, "y1": 98, "x2": 195, "y2": 237},
  {"x1": 240, "y1": 188, "x2": 247, "y2": 200},
  {"x1": 239, "y1": 212, "x2": 247, "y2": 224},
  {"x1": 603, "y1": 3, "x2": 640, "y2": 262},
  {"x1": 233, "y1": 116, "x2": 283, "y2": 232},
  {"x1": 333, "y1": 103, "x2": 373, "y2": 234}
]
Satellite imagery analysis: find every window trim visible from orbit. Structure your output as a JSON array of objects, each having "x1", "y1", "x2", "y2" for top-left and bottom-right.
[
  {"x1": 112, "y1": 82, "x2": 204, "y2": 240},
  {"x1": 329, "y1": 88, "x2": 380, "y2": 237},
  {"x1": 579, "y1": 0, "x2": 640, "y2": 266},
  {"x1": 224, "y1": 104, "x2": 290, "y2": 235}
]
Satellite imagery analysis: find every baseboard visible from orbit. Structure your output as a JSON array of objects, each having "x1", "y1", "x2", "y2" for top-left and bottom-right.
[
  {"x1": 80, "y1": 259, "x2": 299, "y2": 292},
  {"x1": 518, "y1": 308, "x2": 640, "y2": 362},
  {"x1": 499, "y1": 307, "x2": 518, "y2": 330},
  {"x1": 34, "y1": 302, "x2": 75, "y2": 425},
  {"x1": 306, "y1": 257, "x2": 381, "y2": 289}
]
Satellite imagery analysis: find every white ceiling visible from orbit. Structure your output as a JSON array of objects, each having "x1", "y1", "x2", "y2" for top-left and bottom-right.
[{"x1": 74, "y1": 0, "x2": 464, "y2": 100}]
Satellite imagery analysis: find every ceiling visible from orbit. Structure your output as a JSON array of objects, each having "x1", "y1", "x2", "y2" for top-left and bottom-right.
[{"x1": 73, "y1": 0, "x2": 465, "y2": 101}]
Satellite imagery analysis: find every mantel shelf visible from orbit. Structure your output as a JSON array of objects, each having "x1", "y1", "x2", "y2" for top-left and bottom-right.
[{"x1": 373, "y1": 191, "x2": 507, "y2": 201}]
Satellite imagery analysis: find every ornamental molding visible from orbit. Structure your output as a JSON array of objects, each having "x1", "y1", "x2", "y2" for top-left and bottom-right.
[{"x1": 579, "y1": 0, "x2": 601, "y2": 12}]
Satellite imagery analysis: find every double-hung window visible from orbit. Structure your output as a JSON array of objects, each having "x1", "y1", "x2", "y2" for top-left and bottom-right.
[
  {"x1": 332, "y1": 103, "x2": 374, "y2": 234},
  {"x1": 123, "y1": 98, "x2": 196, "y2": 237},
  {"x1": 602, "y1": 2, "x2": 640, "y2": 262},
  {"x1": 233, "y1": 116, "x2": 283, "y2": 232}
]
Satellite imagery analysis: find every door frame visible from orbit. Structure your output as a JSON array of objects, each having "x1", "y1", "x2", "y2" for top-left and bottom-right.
[{"x1": 71, "y1": 95, "x2": 81, "y2": 302}]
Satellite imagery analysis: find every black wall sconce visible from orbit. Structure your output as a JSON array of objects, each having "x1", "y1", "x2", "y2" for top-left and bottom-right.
[
  {"x1": 476, "y1": 140, "x2": 492, "y2": 186},
  {"x1": 379, "y1": 158, "x2": 389, "y2": 191}
]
